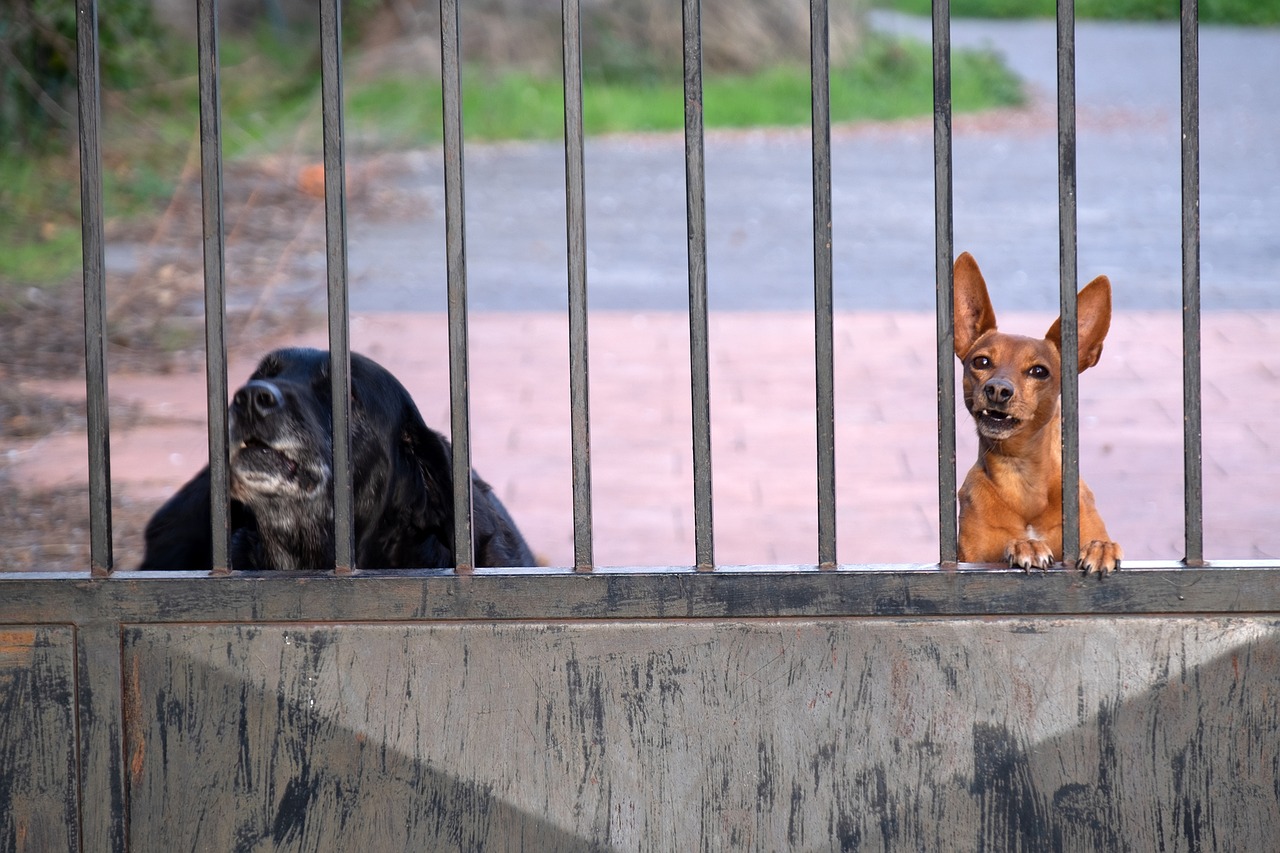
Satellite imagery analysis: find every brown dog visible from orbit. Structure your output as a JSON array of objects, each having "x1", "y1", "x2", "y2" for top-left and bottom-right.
[{"x1": 953, "y1": 252, "x2": 1122, "y2": 574}]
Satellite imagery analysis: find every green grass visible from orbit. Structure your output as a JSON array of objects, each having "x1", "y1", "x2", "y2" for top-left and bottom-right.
[
  {"x1": 0, "y1": 33, "x2": 1023, "y2": 286},
  {"x1": 710, "y1": 38, "x2": 1021, "y2": 129},
  {"x1": 0, "y1": 228, "x2": 82, "y2": 283},
  {"x1": 0, "y1": 158, "x2": 84, "y2": 283},
  {"x1": 338, "y1": 36, "x2": 1022, "y2": 146},
  {"x1": 874, "y1": 0, "x2": 1280, "y2": 25}
]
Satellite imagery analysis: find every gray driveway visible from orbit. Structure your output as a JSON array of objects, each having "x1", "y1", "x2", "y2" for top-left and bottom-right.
[{"x1": 345, "y1": 13, "x2": 1280, "y2": 312}]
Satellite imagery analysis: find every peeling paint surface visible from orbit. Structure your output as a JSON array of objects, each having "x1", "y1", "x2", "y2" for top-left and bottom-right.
[
  {"x1": 0, "y1": 627, "x2": 78, "y2": 853},
  {"x1": 111, "y1": 618, "x2": 1280, "y2": 851}
]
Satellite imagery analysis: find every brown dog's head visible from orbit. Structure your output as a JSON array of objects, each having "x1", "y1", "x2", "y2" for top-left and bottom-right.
[{"x1": 953, "y1": 252, "x2": 1112, "y2": 443}]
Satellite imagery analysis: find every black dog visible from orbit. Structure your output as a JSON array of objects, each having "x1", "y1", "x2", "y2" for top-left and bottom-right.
[{"x1": 140, "y1": 347, "x2": 535, "y2": 571}]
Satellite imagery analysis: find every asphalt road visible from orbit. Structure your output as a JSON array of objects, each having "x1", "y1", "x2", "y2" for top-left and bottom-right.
[{"x1": 340, "y1": 12, "x2": 1279, "y2": 313}]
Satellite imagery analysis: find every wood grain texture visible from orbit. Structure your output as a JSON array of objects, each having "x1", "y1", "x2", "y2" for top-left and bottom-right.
[
  {"x1": 122, "y1": 618, "x2": 1280, "y2": 851},
  {"x1": 0, "y1": 627, "x2": 78, "y2": 853}
]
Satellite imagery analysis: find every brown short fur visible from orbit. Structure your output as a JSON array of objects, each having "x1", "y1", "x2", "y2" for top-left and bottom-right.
[{"x1": 953, "y1": 252, "x2": 1122, "y2": 574}]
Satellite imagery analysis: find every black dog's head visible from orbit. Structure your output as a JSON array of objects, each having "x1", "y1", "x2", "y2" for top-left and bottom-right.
[
  {"x1": 140, "y1": 347, "x2": 535, "y2": 571},
  {"x1": 227, "y1": 347, "x2": 454, "y2": 570},
  {"x1": 228, "y1": 351, "x2": 333, "y2": 503}
]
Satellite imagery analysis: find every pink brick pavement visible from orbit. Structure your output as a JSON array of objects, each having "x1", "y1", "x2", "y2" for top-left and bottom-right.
[{"x1": 7, "y1": 309, "x2": 1279, "y2": 568}]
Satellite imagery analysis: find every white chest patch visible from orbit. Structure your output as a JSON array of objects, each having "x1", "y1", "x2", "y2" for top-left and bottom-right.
[{"x1": 1025, "y1": 525, "x2": 1042, "y2": 540}]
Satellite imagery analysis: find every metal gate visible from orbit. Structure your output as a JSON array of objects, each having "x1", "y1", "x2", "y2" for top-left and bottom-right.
[{"x1": 3, "y1": 0, "x2": 1279, "y2": 850}]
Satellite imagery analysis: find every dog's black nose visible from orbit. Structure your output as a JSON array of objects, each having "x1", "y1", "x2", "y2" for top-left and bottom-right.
[
  {"x1": 983, "y1": 378, "x2": 1014, "y2": 404},
  {"x1": 233, "y1": 380, "x2": 284, "y2": 418}
]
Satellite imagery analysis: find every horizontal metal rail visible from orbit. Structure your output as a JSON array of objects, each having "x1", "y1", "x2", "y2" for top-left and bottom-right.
[{"x1": 2, "y1": 564, "x2": 1276, "y2": 623}]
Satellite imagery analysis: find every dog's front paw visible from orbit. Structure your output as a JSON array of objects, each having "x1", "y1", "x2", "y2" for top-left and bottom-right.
[
  {"x1": 1005, "y1": 539, "x2": 1054, "y2": 572},
  {"x1": 1078, "y1": 540, "x2": 1122, "y2": 576}
]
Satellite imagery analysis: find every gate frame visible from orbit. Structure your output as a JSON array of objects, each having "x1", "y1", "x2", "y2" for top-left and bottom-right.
[{"x1": 4, "y1": 0, "x2": 1276, "y2": 849}]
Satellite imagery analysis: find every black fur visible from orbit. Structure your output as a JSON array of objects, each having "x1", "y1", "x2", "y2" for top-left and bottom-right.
[{"x1": 140, "y1": 347, "x2": 535, "y2": 570}]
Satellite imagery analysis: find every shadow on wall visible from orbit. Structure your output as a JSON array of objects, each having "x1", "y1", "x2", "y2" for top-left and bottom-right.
[
  {"x1": 123, "y1": 624, "x2": 607, "y2": 852},
  {"x1": 119, "y1": 618, "x2": 1280, "y2": 850}
]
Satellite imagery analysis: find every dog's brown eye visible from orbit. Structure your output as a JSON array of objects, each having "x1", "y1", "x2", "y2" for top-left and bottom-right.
[
  {"x1": 1029, "y1": 365, "x2": 1050, "y2": 379},
  {"x1": 972, "y1": 356, "x2": 991, "y2": 369}
]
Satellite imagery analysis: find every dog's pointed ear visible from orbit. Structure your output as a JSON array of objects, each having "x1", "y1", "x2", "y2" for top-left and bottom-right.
[
  {"x1": 1046, "y1": 274, "x2": 1112, "y2": 372},
  {"x1": 953, "y1": 252, "x2": 998, "y2": 360}
]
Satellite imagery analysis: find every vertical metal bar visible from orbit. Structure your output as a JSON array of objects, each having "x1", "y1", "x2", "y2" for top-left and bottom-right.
[
  {"x1": 197, "y1": 0, "x2": 231, "y2": 574},
  {"x1": 319, "y1": 0, "x2": 354, "y2": 573},
  {"x1": 683, "y1": 0, "x2": 714, "y2": 571},
  {"x1": 562, "y1": 0, "x2": 594, "y2": 572},
  {"x1": 932, "y1": 0, "x2": 957, "y2": 566},
  {"x1": 1057, "y1": 0, "x2": 1081, "y2": 566},
  {"x1": 1181, "y1": 0, "x2": 1204, "y2": 565},
  {"x1": 76, "y1": 623, "x2": 127, "y2": 852},
  {"x1": 441, "y1": 0, "x2": 475, "y2": 571},
  {"x1": 77, "y1": 0, "x2": 111, "y2": 576},
  {"x1": 811, "y1": 0, "x2": 836, "y2": 570},
  {"x1": 74, "y1": 3, "x2": 124, "y2": 846}
]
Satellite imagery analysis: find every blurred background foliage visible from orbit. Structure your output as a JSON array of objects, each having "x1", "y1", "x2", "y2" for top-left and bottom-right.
[
  {"x1": 11, "y1": 0, "x2": 1270, "y2": 290},
  {"x1": 0, "y1": 0, "x2": 173, "y2": 150}
]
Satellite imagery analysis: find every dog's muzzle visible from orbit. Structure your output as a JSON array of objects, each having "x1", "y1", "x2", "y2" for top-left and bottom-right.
[{"x1": 228, "y1": 379, "x2": 325, "y2": 497}]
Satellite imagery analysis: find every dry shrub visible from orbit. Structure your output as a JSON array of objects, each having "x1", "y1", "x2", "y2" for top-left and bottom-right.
[
  {"x1": 358, "y1": 0, "x2": 866, "y2": 80},
  {"x1": 588, "y1": 0, "x2": 865, "y2": 75}
]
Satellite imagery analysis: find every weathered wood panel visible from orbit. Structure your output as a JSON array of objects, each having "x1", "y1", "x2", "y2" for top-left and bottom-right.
[
  {"x1": 123, "y1": 618, "x2": 1280, "y2": 852},
  {"x1": 0, "y1": 627, "x2": 78, "y2": 853}
]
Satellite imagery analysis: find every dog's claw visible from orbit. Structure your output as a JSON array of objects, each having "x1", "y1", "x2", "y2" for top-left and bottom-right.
[
  {"x1": 1005, "y1": 538, "x2": 1055, "y2": 573},
  {"x1": 1079, "y1": 540, "x2": 1123, "y2": 576}
]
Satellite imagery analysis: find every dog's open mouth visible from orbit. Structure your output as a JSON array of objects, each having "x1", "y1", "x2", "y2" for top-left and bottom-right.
[
  {"x1": 976, "y1": 408, "x2": 1021, "y2": 438},
  {"x1": 231, "y1": 435, "x2": 329, "y2": 500},
  {"x1": 233, "y1": 438, "x2": 300, "y2": 480}
]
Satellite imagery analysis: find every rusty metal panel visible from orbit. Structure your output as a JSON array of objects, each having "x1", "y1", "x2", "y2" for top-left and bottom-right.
[
  {"x1": 0, "y1": 627, "x2": 78, "y2": 853},
  {"x1": 123, "y1": 618, "x2": 1280, "y2": 851}
]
